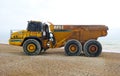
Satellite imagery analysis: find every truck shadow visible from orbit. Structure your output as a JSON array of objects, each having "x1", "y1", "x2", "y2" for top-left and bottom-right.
[
  {"x1": 42, "y1": 52, "x2": 86, "y2": 57},
  {"x1": 6, "y1": 49, "x2": 86, "y2": 57},
  {"x1": 41, "y1": 51, "x2": 65, "y2": 56}
]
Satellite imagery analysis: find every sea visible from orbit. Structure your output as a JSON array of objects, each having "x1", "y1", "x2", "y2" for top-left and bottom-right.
[{"x1": 98, "y1": 38, "x2": 120, "y2": 53}]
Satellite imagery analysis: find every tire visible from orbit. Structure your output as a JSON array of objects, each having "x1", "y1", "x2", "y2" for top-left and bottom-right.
[
  {"x1": 83, "y1": 40, "x2": 102, "y2": 57},
  {"x1": 64, "y1": 39, "x2": 82, "y2": 56},
  {"x1": 23, "y1": 39, "x2": 42, "y2": 55}
]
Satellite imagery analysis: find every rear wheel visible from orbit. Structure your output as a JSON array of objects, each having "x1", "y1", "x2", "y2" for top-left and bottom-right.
[
  {"x1": 83, "y1": 40, "x2": 102, "y2": 57},
  {"x1": 64, "y1": 39, "x2": 82, "y2": 56},
  {"x1": 23, "y1": 39, "x2": 42, "y2": 55}
]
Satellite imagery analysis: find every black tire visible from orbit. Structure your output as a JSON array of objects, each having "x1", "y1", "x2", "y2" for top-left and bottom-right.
[
  {"x1": 23, "y1": 39, "x2": 42, "y2": 55},
  {"x1": 83, "y1": 40, "x2": 102, "y2": 57},
  {"x1": 64, "y1": 39, "x2": 82, "y2": 56}
]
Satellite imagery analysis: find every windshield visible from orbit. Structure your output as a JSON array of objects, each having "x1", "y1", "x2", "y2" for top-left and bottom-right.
[{"x1": 27, "y1": 21, "x2": 42, "y2": 31}]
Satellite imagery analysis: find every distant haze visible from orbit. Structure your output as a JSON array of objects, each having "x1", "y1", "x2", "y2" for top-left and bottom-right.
[{"x1": 0, "y1": 0, "x2": 120, "y2": 44}]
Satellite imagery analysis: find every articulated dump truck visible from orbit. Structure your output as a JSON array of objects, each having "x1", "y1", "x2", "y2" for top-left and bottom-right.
[{"x1": 9, "y1": 21, "x2": 108, "y2": 57}]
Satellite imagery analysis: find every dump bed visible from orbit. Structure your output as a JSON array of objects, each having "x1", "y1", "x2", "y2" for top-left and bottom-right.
[{"x1": 54, "y1": 25, "x2": 108, "y2": 45}]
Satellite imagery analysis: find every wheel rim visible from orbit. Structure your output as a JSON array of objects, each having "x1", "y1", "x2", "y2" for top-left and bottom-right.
[
  {"x1": 69, "y1": 44, "x2": 77, "y2": 53},
  {"x1": 27, "y1": 43, "x2": 36, "y2": 52},
  {"x1": 89, "y1": 45, "x2": 98, "y2": 53}
]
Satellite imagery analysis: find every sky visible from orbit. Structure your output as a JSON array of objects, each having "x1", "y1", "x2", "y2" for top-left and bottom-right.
[{"x1": 0, "y1": 0, "x2": 120, "y2": 43}]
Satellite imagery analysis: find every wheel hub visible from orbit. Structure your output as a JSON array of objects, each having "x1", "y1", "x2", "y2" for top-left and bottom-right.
[
  {"x1": 69, "y1": 44, "x2": 77, "y2": 53},
  {"x1": 89, "y1": 45, "x2": 98, "y2": 53},
  {"x1": 27, "y1": 44, "x2": 36, "y2": 52}
]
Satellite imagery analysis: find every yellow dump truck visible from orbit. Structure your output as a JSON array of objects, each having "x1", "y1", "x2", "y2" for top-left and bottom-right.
[{"x1": 9, "y1": 21, "x2": 108, "y2": 57}]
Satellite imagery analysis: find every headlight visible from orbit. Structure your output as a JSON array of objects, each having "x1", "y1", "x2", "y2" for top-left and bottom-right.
[
  {"x1": 11, "y1": 34, "x2": 18, "y2": 39},
  {"x1": 11, "y1": 34, "x2": 15, "y2": 39}
]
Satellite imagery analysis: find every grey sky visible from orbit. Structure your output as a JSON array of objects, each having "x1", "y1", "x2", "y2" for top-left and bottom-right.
[{"x1": 0, "y1": 0, "x2": 120, "y2": 43}]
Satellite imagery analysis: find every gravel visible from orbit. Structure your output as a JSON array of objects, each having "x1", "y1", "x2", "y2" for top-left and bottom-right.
[{"x1": 0, "y1": 44, "x2": 120, "y2": 76}]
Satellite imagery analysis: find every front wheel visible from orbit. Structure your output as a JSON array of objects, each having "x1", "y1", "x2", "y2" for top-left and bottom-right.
[
  {"x1": 83, "y1": 40, "x2": 102, "y2": 57},
  {"x1": 23, "y1": 39, "x2": 42, "y2": 55}
]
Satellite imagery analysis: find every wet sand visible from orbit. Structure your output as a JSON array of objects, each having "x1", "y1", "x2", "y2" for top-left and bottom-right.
[{"x1": 0, "y1": 44, "x2": 120, "y2": 76}]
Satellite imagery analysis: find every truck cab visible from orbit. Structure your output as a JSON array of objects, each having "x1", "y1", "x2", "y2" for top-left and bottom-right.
[{"x1": 9, "y1": 21, "x2": 55, "y2": 47}]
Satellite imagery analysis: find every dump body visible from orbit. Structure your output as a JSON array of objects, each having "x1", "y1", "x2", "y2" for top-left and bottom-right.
[{"x1": 53, "y1": 25, "x2": 108, "y2": 47}]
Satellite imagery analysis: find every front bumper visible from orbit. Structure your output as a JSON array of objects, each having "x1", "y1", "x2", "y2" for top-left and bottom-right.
[{"x1": 9, "y1": 39, "x2": 23, "y2": 46}]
